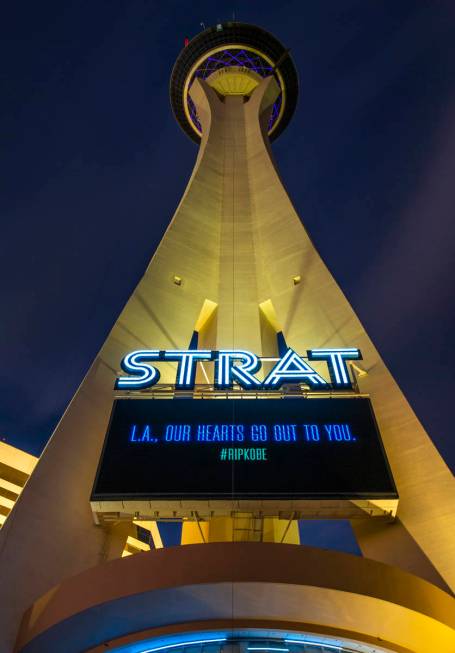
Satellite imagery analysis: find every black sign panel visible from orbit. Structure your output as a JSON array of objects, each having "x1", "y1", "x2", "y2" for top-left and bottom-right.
[{"x1": 92, "y1": 398, "x2": 397, "y2": 500}]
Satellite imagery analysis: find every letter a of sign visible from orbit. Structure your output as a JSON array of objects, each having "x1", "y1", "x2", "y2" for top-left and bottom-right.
[{"x1": 263, "y1": 348, "x2": 329, "y2": 389}]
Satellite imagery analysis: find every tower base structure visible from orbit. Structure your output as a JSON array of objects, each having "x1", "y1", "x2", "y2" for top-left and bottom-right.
[{"x1": 15, "y1": 544, "x2": 455, "y2": 653}]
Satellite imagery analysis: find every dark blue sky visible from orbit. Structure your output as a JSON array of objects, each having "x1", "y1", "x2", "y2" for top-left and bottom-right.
[{"x1": 1, "y1": 1, "x2": 454, "y2": 479}]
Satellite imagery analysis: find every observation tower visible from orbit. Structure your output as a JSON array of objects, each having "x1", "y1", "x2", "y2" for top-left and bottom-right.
[{"x1": 0, "y1": 22, "x2": 454, "y2": 653}]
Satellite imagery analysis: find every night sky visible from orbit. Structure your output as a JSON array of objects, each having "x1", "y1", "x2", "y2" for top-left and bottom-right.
[{"x1": 1, "y1": 0, "x2": 454, "y2": 485}]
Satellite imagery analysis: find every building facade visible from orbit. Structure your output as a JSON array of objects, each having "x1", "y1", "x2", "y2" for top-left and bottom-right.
[
  {"x1": 0, "y1": 22, "x2": 454, "y2": 653},
  {"x1": 0, "y1": 442, "x2": 37, "y2": 530}
]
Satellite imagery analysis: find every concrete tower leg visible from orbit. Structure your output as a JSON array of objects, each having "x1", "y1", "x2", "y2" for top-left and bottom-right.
[
  {"x1": 351, "y1": 517, "x2": 451, "y2": 592},
  {"x1": 0, "y1": 361, "x2": 112, "y2": 651}
]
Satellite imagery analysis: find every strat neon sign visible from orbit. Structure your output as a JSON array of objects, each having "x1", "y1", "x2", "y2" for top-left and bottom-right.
[{"x1": 115, "y1": 347, "x2": 362, "y2": 391}]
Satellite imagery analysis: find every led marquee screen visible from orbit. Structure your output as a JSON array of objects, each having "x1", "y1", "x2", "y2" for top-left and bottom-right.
[{"x1": 92, "y1": 398, "x2": 397, "y2": 500}]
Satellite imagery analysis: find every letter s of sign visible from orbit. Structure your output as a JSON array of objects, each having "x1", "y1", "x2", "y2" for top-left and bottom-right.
[{"x1": 115, "y1": 350, "x2": 161, "y2": 390}]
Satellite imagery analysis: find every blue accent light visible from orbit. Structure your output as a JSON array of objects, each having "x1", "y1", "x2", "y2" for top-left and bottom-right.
[
  {"x1": 113, "y1": 627, "x2": 375, "y2": 653},
  {"x1": 142, "y1": 639, "x2": 227, "y2": 653},
  {"x1": 248, "y1": 646, "x2": 289, "y2": 653},
  {"x1": 263, "y1": 348, "x2": 329, "y2": 389},
  {"x1": 308, "y1": 348, "x2": 362, "y2": 389},
  {"x1": 276, "y1": 331, "x2": 288, "y2": 357},
  {"x1": 285, "y1": 639, "x2": 341, "y2": 651},
  {"x1": 188, "y1": 96, "x2": 202, "y2": 132},
  {"x1": 163, "y1": 350, "x2": 213, "y2": 390},
  {"x1": 188, "y1": 330, "x2": 199, "y2": 349},
  {"x1": 115, "y1": 350, "x2": 161, "y2": 390},
  {"x1": 214, "y1": 350, "x2": 262, "y2": 389}
]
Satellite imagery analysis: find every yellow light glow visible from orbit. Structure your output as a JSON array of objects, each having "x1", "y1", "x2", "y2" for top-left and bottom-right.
[
  {"x1": 125, "y1": 535, "x2": 150, "y2": 552},
  {"x1": 206, "y1": 67, "x2": 261, "y2": 96}
]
